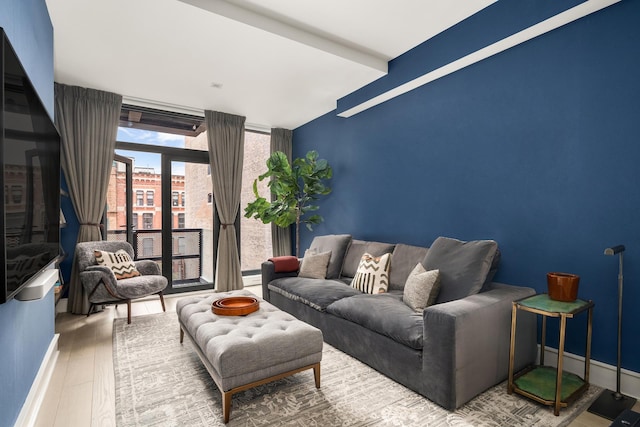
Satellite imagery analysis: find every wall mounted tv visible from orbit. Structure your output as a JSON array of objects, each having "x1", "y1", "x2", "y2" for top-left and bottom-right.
[{"x1": 0, "y1": 28, "x2": 61, "y2": 303}]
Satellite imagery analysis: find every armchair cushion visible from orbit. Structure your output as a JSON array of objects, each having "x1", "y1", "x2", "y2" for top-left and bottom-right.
[
  {"x1": 115, "y1": 275, "x2": 168, "y2": 299},
  {"x1": 94, "y1": 249, "x2": 140, "y2": 279}
]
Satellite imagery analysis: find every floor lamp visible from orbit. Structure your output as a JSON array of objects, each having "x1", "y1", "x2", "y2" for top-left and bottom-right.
[{"x1": 588, "y1": 245, "x2": 637, "y2": 420}]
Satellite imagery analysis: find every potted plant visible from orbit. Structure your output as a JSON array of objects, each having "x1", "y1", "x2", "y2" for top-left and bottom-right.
[{"x1": 244, "y1": 150, "x2": 332, "y2": 257}]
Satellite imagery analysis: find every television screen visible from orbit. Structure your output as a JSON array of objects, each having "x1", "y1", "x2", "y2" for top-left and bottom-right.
[{"x1": 1, "y1": 29, "x2": 61, "y2": 302}]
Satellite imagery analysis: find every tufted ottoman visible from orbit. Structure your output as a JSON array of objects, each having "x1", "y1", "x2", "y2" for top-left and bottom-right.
[{"x1": 176, "y1": 289, "x2": 323, "y2": 423}]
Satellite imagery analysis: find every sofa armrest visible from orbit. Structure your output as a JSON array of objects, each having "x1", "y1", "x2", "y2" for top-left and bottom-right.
[
  {"x1": 261, "y1": 261, "x2": 298, "y2": 302},
  {"x1": 421, "y1": 283, "x2": 537, "y2": 410}
]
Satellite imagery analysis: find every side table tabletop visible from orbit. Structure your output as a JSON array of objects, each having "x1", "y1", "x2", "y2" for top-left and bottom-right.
[{"x1": 508, "y1": 293, "x2": 594, "y2": 416}]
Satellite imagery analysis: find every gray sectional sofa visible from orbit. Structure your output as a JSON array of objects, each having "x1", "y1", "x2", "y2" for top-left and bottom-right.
[{"x1": 261, "y1": 234, "x2": 537, "y2": 410}]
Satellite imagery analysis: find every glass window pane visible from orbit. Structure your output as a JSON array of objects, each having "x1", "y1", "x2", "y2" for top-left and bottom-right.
[{"x1": 240, "y1": 131, "x2": 273, "y2": 271}]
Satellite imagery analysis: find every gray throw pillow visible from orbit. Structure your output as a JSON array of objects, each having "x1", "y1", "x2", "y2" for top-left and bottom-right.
[
  {"x1": 308, "y1": 234, "x2": 352, "y2": 279},
  {"x1": 402, "y1": 264, "x2": 440, "y2": 312},
  {"x1": 298, "y1": 249, "x2": 332, "y2": 279},
  {"x1": 423, "y1": 236, "x2": 498, "y2": 304}
]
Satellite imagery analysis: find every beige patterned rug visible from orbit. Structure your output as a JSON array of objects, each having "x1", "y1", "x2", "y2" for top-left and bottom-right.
[{"x1": 113, "y1": 311, "x2": 601, "y2": 426}]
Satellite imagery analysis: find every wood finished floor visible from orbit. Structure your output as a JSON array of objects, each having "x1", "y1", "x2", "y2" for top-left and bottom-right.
[{"x1": 34, "y1": 283, "x2": 636, "y2": 427}]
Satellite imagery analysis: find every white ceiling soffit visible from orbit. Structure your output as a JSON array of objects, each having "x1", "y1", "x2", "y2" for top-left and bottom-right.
[
  {"x1": 45, "y1": 0, "x2": 495, "y2": 129},
  {"x1": 338, "y1": 0, "x2": 622, "y2": 118},
  {"x1": 177, "y1": 0, "x2": 388, "y2": 72}
]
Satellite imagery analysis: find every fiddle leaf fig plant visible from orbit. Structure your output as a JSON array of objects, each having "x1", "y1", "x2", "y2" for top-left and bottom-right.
[{"x1": 244, "y1": 150, "x2": 332, "y2": 257}]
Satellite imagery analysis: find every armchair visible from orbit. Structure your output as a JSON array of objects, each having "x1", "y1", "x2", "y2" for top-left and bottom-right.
[{"x1": 75, "y1": 240, "x2": 167, "y2": 323}]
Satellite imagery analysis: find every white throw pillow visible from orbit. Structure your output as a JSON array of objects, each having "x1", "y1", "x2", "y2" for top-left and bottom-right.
[
  {"x1": 94, "y1": 249, "x2": 141, "y2": 280},
  {"x1": 403, "y1": 263, "x2": 440, "y2": 312},
  {"x1": 298, "y1": 249, "x2": 332, "y2": 279},
  {"x1": 351, "y1": 252, "x2": 391, "y2": 294}
]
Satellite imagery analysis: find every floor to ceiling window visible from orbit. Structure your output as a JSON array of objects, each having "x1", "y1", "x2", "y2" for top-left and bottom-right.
[{"x1": 104, "y1": 105, "x2": 272, "y2": 293}]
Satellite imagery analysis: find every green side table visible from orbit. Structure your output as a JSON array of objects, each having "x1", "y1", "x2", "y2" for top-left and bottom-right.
[{"x1": 508, "y1": 293, "x2": 594, "y2": 415}]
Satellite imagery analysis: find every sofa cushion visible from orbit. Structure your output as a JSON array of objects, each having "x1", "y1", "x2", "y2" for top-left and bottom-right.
[
  {"x1": 389, "y1": 244, "x2": 430, "y2": 291},
  {"x1": 423, "y1": 237, "x2": 498, "y2": 304},
  {"x1": 326, "y1": 293, "x2": 424, "y2": 350},
  {"x1": 351, "y1": 252, "x2": 391, "y2": 294},
  {"x1": 308, "y1": 234, "x2": 352, "y2": 279},
  {"x1": 268, "y1": 276, "x2": 361, "y2": 311},
  {"x1": 402, "y1": 264, "x2": 440, "y2": 312},
  {"x1": 342, "y1": 240, "x2": 396, "y2": 278},
  {"x1": 298, "y1": 249, "x2": 331, "y2": 279}
]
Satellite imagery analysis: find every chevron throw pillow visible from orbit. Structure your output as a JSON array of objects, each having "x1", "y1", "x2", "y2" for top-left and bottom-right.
[
  {"x1": 94, "y1": 249, "x2": 141, "y2": 280},
  {"x1": 351, "y1": 252, "x2": 391, "y2": 294}
]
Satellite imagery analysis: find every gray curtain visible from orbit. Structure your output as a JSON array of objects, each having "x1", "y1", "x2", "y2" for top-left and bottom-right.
[
  {"x1": 206, "y1": 110, "x2": 245, "y2": 291},
  {"x1": 54, "y1": 83, "x2": 122, "y2": 314},
  {"x1": 270, "y1": 128, "x2": 293, "y2": 256}
]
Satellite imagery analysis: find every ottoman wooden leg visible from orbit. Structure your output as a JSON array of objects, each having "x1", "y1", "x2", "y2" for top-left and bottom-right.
[
  {"x1": 222, "y1": 391, "x2": 232, "y2": 423},
  {"x1": 313, "y1": 362, "x2": 321, "y2": 388}
]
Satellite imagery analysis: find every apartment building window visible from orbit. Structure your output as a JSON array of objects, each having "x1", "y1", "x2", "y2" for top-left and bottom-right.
[
  {"x1": 11, "y1": 185, "x2": 22, "y2": 204},
  {"x1": 143, "y1": 213, "x2": 153, "y2": 229},
  {"x1": 207, "y1": 193, "x2": 212, "y2": 204},
  {"x1": 177, "y1": 237, "x2": 186, "y2": 255},
  {"x1": 146, "y1": 190, "x2": 154, "y2": 206},
  {"x1": 181, "y1": 192, "x2": 185, "y2": 207},
  {"x1": 132, "y1": 213, "x2": 138, "y2": 230},
  {"x1": 172, "y1": 191, "x2": 179, "y2": 206},
  {"x1": 136, "y1": 190, "x2": 144, "y2": 206},
  {"x1": 178, "y1": 213, "x2": 185, "y2": 229},
  {"x1": 142, "y1": 237, "x2": 154, "y2": 257}
]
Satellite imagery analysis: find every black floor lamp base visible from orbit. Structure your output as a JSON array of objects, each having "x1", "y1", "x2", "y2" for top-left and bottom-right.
[{"x1": 587, "y1": 389, "x2": 637, "y2": 420}]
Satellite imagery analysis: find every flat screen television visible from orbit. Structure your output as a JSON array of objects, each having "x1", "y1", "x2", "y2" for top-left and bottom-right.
[{"x1": 0, "y1": 28, "x2": 61, "y2": 303}]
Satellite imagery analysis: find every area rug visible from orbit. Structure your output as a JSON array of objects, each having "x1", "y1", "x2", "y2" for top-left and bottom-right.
[{"x1": 113, "y1": 311, "x2": 601, "y2": 427}]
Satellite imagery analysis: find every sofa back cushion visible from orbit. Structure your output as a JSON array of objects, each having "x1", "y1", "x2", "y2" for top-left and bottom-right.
[
  {"x1": 389, "y1": 244, "x2": 429, "y2": 291},
  {"x1": 423, "y1": 236, "x2": 498, "y2": 304},
  {"x1": 342, "y1": 240, "x2": 395, "y2": 278},
  {"x1": 308, "y1": 234, "x2": 352, "y2": 279}
]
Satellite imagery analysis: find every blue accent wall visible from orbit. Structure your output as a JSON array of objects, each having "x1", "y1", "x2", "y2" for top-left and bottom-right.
[
  {"x1": 294, "y1": 0, "x2": 640, "y2": 373},
  {"x1": 0, "y1": 0, "x2": 56, "y2": 426}
]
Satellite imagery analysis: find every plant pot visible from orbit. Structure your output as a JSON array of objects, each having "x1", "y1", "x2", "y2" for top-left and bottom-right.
[{"x1": 547, "y1": 272, "x2": 580, "y2": 302}]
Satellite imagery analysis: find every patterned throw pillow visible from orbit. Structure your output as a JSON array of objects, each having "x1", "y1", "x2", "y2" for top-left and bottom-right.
[
  {"x1": 402, "y1": 263, "x2": 440, "y2": 312},
  {"x1": 351, "y1": 252, "x2": 391, "y2": 294},
  {"x1": 94, "y1": 249, "x2": 141, "y2": 280},
  {"x1": 298, "y1": 249, "x2": 332, "y2": 279}
]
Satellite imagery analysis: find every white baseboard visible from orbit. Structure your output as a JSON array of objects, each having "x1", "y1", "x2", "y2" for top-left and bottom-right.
[
  {"x1": 15, "y1": 334, "x2": 60, "y2": 427},
  {"x1": 538, "y1": 345, "x2": 640, "y2": 399}
]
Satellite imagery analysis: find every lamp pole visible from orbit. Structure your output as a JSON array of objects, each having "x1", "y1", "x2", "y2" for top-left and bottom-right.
[{"x1": 587, "y1": 245, "x2": 637, "y2": 420}]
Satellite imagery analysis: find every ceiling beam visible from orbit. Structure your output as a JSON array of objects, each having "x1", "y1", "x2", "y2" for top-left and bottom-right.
[
  {"x1": 338, "y1": 0, "x2": 621, "y2": 118},
  {"x1": 177, "y1": 0, "x2": 388, "y2": 73}
]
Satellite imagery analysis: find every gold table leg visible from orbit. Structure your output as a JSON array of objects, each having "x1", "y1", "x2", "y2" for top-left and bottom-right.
[
  {"x1": 555, "y1": 315, "x2": 567, "y2": 416},
  {"x1": 508, "y1": 302, "x2": 517, "y2": 394}
]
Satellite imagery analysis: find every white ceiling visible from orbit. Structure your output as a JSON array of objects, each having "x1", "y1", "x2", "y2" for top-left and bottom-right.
[{"x1": 45, "y1": 0, "x2": 495, "y2": 129}]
